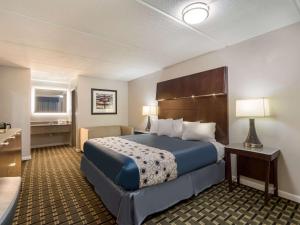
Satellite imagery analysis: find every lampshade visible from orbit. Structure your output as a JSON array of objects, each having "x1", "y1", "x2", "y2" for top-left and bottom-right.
[
  {"x1": 142, "y1": 105, "x2": 158, "y2": 116},
  {"x1": 236, "y1": 98, "x2": 270, "y2": 118}
]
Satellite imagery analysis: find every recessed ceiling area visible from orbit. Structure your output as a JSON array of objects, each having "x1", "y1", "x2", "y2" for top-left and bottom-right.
[{"x1": 0, "y1": 0, "x2": 299, "y2": 81}]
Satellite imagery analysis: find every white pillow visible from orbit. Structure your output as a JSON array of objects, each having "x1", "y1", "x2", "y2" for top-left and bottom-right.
[
  {"x1": 182, "y1": 122, "x2": 216, "y2": 141},
  {"x1": 183, "y1": 121, "x2": 201, "y2": 125},
  {"x1": 157, "y1": 119, "x2": 173, "y2": 136},
  {"x1": 170, "y1": 118, "x2": 183, "y2": 138},
  {"x1": 150, "y1": 118, "x2": 158, "y2": 134}
]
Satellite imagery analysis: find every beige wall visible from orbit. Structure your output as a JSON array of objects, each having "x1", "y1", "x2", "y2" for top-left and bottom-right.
[
  {"x1": 76, "y1": 76, "x2": 128, "y2": 146},
  {"x1": 0, "y1": 66, "x2": 31, "y2": 159},
  {"x1": 128, "y1": 22, "x2": 300, "y2": 199}
]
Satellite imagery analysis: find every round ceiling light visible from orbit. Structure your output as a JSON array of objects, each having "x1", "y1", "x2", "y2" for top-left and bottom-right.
[{"x1": 182, "y1": 2, "x2": 209, "y2": 25}]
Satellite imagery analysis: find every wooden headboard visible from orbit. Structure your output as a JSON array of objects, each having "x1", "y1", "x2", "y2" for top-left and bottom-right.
[{"x1": 156, "y1": 67, "x2": 229, "y2": 145}]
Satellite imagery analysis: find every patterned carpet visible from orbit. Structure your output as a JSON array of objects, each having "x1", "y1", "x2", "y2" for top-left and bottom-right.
[{"x1": 13, "y1": 146, "x2": 300, "y2": 225}]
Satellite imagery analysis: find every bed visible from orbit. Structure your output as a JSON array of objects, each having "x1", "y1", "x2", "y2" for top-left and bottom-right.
[
  {"x1": 80, "y1": 67, "x2": 229, "y2": 225},
  {"x1": 81, "y1": 135, "x2": 225, "y2": 225}
]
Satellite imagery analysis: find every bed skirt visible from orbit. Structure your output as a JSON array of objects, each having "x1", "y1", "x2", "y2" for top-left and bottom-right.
[{"x1": 80, "y1": 155, "x2": 225, "y2": 225}]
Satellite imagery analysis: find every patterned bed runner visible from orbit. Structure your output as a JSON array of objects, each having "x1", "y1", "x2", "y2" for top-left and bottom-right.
[{"x1": 89, "y1": 137, "x2": 177, "y2": 188}]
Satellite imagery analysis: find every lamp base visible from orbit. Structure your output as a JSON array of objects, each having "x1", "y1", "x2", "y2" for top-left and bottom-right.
[
  {"x1": 244, "y1": 118, "x2": 263, "y2": 148},
  {"x1": 145, "y1": 116, "x2": 151, "y2": 131},
  {"x1": 244, "y1": 142, "x2": 263, "y2": 148}
]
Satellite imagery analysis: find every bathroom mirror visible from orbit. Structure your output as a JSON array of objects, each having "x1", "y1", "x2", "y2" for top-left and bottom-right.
[{"x1": 33, "y1": 88, "x2": 67, "y2": 113}]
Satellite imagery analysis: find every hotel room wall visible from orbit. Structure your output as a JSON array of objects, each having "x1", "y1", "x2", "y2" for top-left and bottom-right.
[
  {"x1": 0, "y1": 66, "x2": 31, "y2": 160},
  {"x1": 128, "y1": 22, "x2": 300, "y2": 199},
  {"x1": 76, "y1": 75, "x2": 128, "y2": 147}
]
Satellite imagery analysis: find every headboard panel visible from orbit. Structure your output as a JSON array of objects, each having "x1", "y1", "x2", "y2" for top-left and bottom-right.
[{"x1": 156, "y1": 67, "x2": 229, "y2": 145}]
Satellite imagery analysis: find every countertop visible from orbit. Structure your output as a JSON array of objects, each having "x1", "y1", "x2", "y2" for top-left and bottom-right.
[
  {"x1": 0, "y1": 128, "x2": 21, "y2": 144},
  {"x1": 30, "y1": 122, "x2": 72, "y2": 127},
  {"x1": 226, "y1": 143, "x2": 280, "y2": 155}
]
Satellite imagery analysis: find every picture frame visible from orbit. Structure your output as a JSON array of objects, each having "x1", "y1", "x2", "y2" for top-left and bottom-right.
[{"x1": 91, "y1": 89, "x2": 117, "y2": 115}]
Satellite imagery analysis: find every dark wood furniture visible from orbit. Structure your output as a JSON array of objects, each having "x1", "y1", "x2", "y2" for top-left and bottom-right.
[
  {"x1": 225, "y1": 143, "x2": 280, "y2": 204},
  {"x1": 156, "y1": 67, "x2": 229, "y2": 145}
]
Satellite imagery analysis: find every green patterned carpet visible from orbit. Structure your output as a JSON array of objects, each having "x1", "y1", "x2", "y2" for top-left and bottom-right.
[{"x1": 13, "y1": 146, "x2": 300, "y2": 225}]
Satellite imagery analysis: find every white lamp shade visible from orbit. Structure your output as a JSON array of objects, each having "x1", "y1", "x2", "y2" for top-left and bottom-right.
[
  {"x1": 236, "y1": 98, "x2": 270, "y2": 118},
  {"x1": 142, "y1": 105, "x2": 158, "y2": 116},
  {"x1": 142, "y1": 106, "x2": 150, "y2": 116}
]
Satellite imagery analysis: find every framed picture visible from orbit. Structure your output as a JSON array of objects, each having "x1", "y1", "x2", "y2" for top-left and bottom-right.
[{"x1": 91, "y1": 89, "x2": 117, "y2": 115}]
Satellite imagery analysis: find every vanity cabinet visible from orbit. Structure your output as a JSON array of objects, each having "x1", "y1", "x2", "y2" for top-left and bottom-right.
[
  {"x1": 31, "y1": 122, "x2": 72, "y2": 148},
  {"x1": 0, "y1": 129, "x2": 21, "y2": 177}
]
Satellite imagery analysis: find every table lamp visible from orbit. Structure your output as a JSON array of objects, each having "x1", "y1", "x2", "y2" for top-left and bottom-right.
[
  {"x1": 236, "y1": 98, "x2": 270, "y2": 148},
  {"x1": 142, "y1": 105, "x2": 158, "y2": 131}
]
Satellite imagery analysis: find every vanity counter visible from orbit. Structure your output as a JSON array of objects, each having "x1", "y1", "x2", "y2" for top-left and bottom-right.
[
  {"x1": 0, "y1": 129, "x2": 21, "y2": 146},
  {"x1": 31, "y1": 122, "x2": 72, "y2": 148},
  {"x1": 30, "y1": 122, "x2": 71, "y2": 127}
]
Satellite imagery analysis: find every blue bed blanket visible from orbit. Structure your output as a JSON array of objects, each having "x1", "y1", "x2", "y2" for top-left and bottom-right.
[{"x1": 83, "y1": 134, "x2": 218, "y2": 191}]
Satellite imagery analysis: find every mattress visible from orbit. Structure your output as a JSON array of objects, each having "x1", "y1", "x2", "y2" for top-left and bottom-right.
[{"x1": 83, "y1": 134, "x2": 221, "y2": 190}]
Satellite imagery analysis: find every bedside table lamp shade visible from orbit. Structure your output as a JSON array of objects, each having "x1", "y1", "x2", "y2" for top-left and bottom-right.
[
  {"x1": 236, "y1": 98, "x2": 270, "y2": 148},
  {"x1": 142, "y1": 106, "x2": 158, "y2": 131},
  {"x1": 142, "y1": 106, "x2": 150, "y2": 116},
  {"x1": 236, "y1": 99, "x2": 270, "y2": 118}
]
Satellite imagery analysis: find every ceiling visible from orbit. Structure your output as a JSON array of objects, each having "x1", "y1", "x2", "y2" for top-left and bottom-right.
[{"x1": 0, "y1": 0, "x2": 299, "y2": 82}]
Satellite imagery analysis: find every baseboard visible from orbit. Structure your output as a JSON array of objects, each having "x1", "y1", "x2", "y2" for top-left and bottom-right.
[
  {"x1": 22, "y1": 155, "x2": 31, "y2": 161},
  {"x1": 232, "y1": 176, "x2": 273, "y2": 192},
  {"x1": 279, "y1": 190, "x2": 300, "y2": 203},
  {"x1": 233, "y1": 176, "x2": 300, "y2": 203}
]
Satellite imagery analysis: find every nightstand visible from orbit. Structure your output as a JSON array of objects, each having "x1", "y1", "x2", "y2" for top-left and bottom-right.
[
  {"x1": 134, "y1": 129, "x2": 151, "y2": 135},
  {"x1": 225, "y1": 143, "x2": 280, "y2": 204}
]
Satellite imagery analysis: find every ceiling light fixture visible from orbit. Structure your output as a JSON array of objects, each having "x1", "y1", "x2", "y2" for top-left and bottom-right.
[{"x1": 182, "y1": 2, "x2": 209, "y2": 25}]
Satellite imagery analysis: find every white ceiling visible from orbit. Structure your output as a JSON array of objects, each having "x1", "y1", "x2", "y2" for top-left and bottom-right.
[{"x1": 0, "y1": 0, "x2": 299, "y2": 82}]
